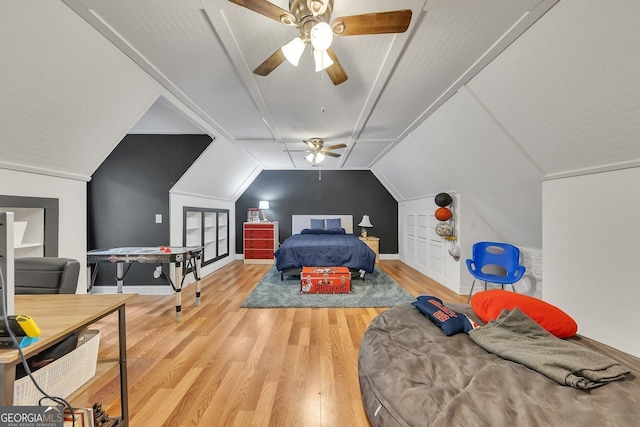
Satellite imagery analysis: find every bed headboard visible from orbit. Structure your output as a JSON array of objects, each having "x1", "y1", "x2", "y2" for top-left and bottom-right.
[{"x1": 292, "y1": 215, "x2": 354, "y2": 235}]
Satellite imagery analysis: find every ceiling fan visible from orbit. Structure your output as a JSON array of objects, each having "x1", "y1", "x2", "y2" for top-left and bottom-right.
[
  {"x1": 286, "y1": 137, "x2": 347, "y2": 163},
  {"x1": 228, "y1": 0, "x2": 412, "y2": 85}
]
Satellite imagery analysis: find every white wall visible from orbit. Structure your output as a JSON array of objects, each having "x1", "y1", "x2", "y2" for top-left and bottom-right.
[
  {"x1": 0, "y1": 169, "x2": 87, "y2": 293},
  {"x1": 543, "y1": 167, "x2": 640, "y2": 357},
  {"x1": 169, "y1": 192, "x2": 236, "y2": 285}
]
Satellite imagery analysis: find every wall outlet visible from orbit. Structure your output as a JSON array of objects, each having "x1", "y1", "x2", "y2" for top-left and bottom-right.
[
  {"x1": 155, "y1": 214, "x2": 162, "y2": 224},
  {"x1": 153, "y1": 266, "x2": 162, "y2": 278}
]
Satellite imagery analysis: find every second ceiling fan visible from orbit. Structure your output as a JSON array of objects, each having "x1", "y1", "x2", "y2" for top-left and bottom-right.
[
  {"x1": 229, "y1": 0, "x2": 412, "y2": 85},
  {"x1": 286, "y1": 137, "x2": 347, "y2": 163}
]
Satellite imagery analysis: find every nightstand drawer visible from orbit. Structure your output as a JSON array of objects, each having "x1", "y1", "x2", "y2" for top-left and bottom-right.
[{"x1": 359, "y1": 236, "x2": 380, "y2": 263}]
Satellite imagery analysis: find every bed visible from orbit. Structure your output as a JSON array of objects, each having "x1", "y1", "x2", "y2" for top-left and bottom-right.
[
  {"x1": 274, "y1": 214, "x2": 377, "y2": 278},
  {"x1": 358, "y1": 302, "x2": 640, "y2": 426}
]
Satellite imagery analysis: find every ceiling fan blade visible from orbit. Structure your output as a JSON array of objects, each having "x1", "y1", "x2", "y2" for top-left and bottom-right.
[
  {"x1": 325, "y1": 48, "x2": 348, "y2": 85},
  {"x1": 253, "y1": 48, "x2": 286, "y2": 76},
  {"x1": 228, "y1": 0, "x2": 297, "y2": 26},
  {"x1": 331, "y1": 10, "x2": 412, "y2": 36},
  {"x1": 323, "y1": 143, "x2": 347, "y2": 150},
  {"x1": 304, "y1": 140, "x2": 317, "y2": 150},
  {"x1": 323, "y1": 151, "x2": 341, "y2": 158}
]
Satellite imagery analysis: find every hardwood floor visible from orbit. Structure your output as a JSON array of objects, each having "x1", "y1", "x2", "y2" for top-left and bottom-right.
[{"x1": 71, "y1": 260, "x2": 466, "y2": 426}]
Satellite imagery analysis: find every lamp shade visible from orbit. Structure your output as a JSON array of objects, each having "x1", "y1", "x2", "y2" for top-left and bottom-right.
[
  {"x1": 313, "y1": 49, "x2": 333, "y2": 72},
  {"x1": 259, "y1": 201, "x2": 269, "y2": 210},
  {"x1": 305, "y1": 152, "x2": 325, "y2": 163},
  {"x1": 282, "y1": 37, "x2": 306, "y2": 66},
  {"x1": 358, "y1": 215, "x2": 373, "y2": 228},
  {"x1": 310, "y1": 22, "x2": 333, "y2": 51}
]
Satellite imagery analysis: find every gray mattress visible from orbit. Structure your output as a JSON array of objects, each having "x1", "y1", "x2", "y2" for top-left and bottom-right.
[{"x1": 358, "y1": 303, "x2": 640, "y2": 427}]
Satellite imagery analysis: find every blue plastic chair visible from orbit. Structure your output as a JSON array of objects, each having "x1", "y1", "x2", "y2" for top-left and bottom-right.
[{"x1": 466, "y1": 242, "x2": 526, "y2": 303}]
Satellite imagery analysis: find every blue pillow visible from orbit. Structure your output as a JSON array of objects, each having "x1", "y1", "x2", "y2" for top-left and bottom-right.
[
  {"x1": 310, "y1": 219, "x2": 325, "y2": 230},
  {"x1": 326, "y1": 218, "x2": 341, "y2": 230},
  {"x1": 412, "y1": 295, "x2": 476, "y2": 336}
]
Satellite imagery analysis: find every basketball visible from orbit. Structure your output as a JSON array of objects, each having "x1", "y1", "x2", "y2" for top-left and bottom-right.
[
  {"x1": 435, "y1": 207, "x2": 452, "y2": 221},
  {"x1": 435, "y1": 192, "x2": 452, "y2": 207}
]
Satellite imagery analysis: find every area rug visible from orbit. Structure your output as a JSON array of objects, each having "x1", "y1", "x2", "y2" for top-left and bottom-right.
[{"x1": 241, "y1": 266, "x2": 415, "y2": 308}]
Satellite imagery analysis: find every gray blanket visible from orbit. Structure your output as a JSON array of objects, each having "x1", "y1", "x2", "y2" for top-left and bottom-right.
[{"x1": 468, "y1": 307, "x2": 629, "y2": 389}]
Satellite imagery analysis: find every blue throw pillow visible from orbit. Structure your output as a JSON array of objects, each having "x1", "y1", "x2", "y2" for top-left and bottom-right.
[
  {"x1": 326, "y1": 218, "x2": 341, "y2": 230},
  {"x1": 310, "y1": 219, "x2": 325, "y2": 230},
  {"x1": 412, "y1": 295, "x2": 476, "y2": 336}
]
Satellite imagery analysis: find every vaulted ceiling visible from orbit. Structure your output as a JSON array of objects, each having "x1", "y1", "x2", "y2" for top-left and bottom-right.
[
  {"x1": 2, "y1": 0, "x2": 640, "y2": 249},
  {"x1": 63, "y1": 0, "x2": 557, "y2": 169}
]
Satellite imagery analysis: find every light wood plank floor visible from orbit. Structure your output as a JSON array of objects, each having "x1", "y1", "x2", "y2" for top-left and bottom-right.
[{"x1": 71, "y1": 260, "x2": 466, "y2": 426}]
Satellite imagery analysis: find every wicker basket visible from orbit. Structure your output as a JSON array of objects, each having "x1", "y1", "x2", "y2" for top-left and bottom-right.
[{"x1": 14, "y1": 330, "x2": 101, "y2": 406}]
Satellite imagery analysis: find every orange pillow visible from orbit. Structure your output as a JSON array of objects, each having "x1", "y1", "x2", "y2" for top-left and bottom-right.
[{"x1": 470, "y1": 290, "x2": 578, "y2": 338}]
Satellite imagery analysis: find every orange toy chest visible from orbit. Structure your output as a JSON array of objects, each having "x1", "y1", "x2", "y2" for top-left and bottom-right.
[{"x1": 301, "y1": 267, "x2": 351, "y2": 293}]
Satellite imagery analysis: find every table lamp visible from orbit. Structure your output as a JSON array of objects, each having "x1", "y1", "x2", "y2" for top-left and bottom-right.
[
  {"x1": 358, "y1": 215, "x2": 373, "y2": 237},
  {"x1": 259, "y1": 201, "x2": 270, "y2": 222}
]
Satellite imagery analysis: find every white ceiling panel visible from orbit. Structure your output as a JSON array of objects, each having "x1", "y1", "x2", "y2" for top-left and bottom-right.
[
  {"x1": 372, "y1": 134, "x2": 455, "y2": 200},
  {"x1": 468, "y1": 0, "x2": 640, "y2": 178},
  {"x1": 235, "y1": 140, "x2": 293, "y2": 168},
  {"x1": 93, "y1": 7, "x2": 271, "y2": 139},
  {"x1": 172, "y1": 135, "x2": 261, "y2": 200},
  {"x1": 130, "y1": 97, "x2": 205, "y2": 134},
  {"x1": 342, "y1": 140, "x2": 392, "y2": 169},
  {"x1": 0, "y1": 1, "x2": 161, "y2": 180},
  {"x1": 361, "y1": 3, "x2": 541, "y2": 140},
  {"x1": 58, "y1": 0, "x2": 558, "y2": 176},
  {"x1": 413, "y1": 86, "x2": 544, "y2": 247}
]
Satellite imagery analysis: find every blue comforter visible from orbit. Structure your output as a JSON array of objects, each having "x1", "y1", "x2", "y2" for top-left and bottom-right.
[{"x1": 274, "y1": 231, "x2": 376, "y2": 273}]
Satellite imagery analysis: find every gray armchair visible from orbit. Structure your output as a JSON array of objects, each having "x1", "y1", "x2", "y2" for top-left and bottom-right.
[{"x1": 15, "y1": 257, "x2": 80, "y2": 294}]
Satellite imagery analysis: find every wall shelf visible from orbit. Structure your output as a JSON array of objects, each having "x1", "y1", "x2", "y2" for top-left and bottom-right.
[{"x1": 183, "y1": 207, "x2": 229, "y2": 266}]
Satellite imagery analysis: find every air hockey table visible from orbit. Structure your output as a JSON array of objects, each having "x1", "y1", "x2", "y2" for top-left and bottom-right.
[{"x1": 87, "y1": 246, "x2": 203, "y2": 322}]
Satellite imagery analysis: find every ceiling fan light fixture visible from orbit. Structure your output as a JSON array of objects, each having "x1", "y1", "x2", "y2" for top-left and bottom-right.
[
  {"x1": 282, "y1": 37, "x2": 306, "y2": 66},
  {"x1": 307, "y1": 0, "x2": 328, "y2": 16},
  {"x1": 280, "y1": 14, "x2": 296, "y2": 26},
  {"x1": 305, "y1": 152, "x2": 326, "y2": 164},
  {"x1": 310, "y1": 22, "x2": 333, "y2": 51},
  {"x1": 313, "y1": 48, "x2": 333, "y2": 72},
  {"x1": 332, "y1": 21, "x2": 345, "y2": 35}
]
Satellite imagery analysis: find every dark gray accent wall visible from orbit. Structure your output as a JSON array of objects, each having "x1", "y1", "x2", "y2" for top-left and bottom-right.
[
  {"x1": 235, "y1": 170, "x2": 398, "y2": 254},
  {"x1": 88, "y1": 134, "x2": 211, "y2": 286}
]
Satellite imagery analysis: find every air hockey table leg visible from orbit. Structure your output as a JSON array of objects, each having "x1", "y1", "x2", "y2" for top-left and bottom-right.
[
  {"x1": 116, "y1": 263, "x2": 124, "y2": 293},
  {"x1": 194, "y1": 257, "x2": 202, "y2": 307},
  {"x1": 174, "y1": 262, "x2": 183, "y2": 322}
]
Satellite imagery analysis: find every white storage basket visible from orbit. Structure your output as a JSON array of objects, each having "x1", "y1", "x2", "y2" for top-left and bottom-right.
[{"x1": 14, "y1": 330, "x2": 101, "y2": 406}]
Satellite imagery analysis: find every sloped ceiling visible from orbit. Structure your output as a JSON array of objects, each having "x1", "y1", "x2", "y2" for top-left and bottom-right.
[
  {"x1": 374, "y1": 0, "x2": 640, "y2": 248},
  {"x1": 61, "y1": 0, "x2": 557, "y2": 169},
  {"x1": 0, "y1": 0, "x2": 161, "y2": 180},
  {"x1": 2, "y1": 1, "x2": 640, "y2": 250}
]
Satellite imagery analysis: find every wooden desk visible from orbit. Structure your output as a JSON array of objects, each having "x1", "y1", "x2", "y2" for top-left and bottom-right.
[{"x1": 0, "y1": 294, "x2": 135, "y2": 426}]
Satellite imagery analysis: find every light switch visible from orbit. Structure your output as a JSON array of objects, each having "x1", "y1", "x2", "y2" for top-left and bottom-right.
[{"x1": 155, "y1": 214, "x2": 162, "y2": 224}]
